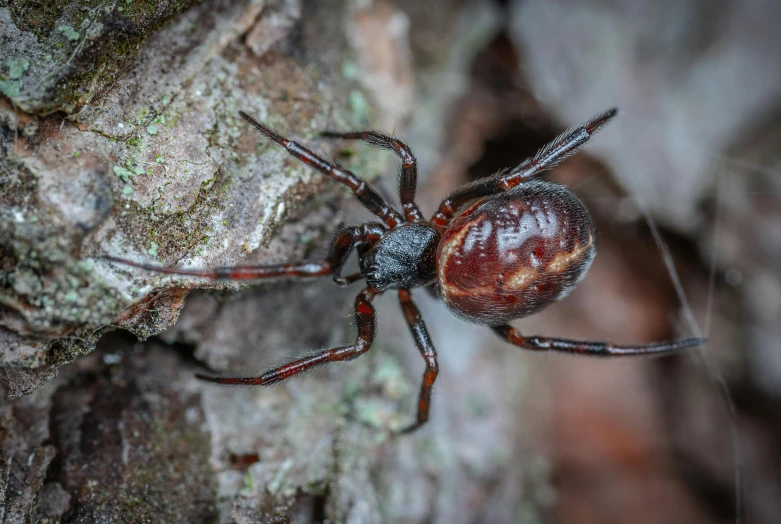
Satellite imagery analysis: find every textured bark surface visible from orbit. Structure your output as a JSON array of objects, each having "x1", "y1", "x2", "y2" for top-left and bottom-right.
[
  {"x1": 2, "y1": 0, "x2": 781, "y2": 522},
  {"x1": 1, "y1": 0, "x2": 362, "y2": 395},
  {"x1": 2, "y1": 0, "x2": 520, "y2": 521}
]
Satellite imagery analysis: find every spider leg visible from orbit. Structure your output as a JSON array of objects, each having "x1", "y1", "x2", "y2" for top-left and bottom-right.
[
  {"x1": 492, "y1": 324, "x2": 706, "y2": 356},
  {"x1": 397, "y1": 289, "x2": 439, "y2": 434},
  {"x1": 197, "y1": 287, "x2": 379, "y2": 385},
  {"x1": 321, "y1": 130, "x2": 424, "y2": 223},
  {"x1": 104, "y1": 223, "x2": 385, "y2": 285},
  {"x1": 328, "y1": 223, "x2": 384, "y2": 285},
  {"x1": 239, "y1": 112, "x2": 404, "y2": 228},
  {"x1": 431, "y1": 108, "x2": 617, "y2": 230}
]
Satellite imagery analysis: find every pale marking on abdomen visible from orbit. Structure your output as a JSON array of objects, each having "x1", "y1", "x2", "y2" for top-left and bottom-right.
[
  {"x1": 437, "y1": 220, "x2": 473, "y2": 294},
  {"x1": 439, "y1": 217, "x2": 593, "y2": 300},
  {"x1": 545, "y1": 234, "x2": 593, "y2": 274}
]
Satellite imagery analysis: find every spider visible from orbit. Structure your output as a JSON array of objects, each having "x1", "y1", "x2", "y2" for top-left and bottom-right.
[{"x1": 106, "y1": 108, "x2": 705, "y2": 433}]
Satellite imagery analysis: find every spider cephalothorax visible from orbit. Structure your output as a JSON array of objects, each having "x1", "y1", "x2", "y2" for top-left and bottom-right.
[{"x1": 106, "y1": 108, "x2": 704, "y2": 433}]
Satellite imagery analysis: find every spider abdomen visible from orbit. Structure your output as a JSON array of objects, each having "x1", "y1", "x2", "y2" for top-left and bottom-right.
[{"x1": 436, "y1": 180, "x2": 596, "y2": 325}]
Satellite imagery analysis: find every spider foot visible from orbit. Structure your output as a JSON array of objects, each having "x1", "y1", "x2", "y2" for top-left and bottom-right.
[
  {"x1": 394, "y1": 421, "x2": 426, "y2": 435},
  {"x1": 195, "y1": 373, "x2": 262, "y2": 386}
]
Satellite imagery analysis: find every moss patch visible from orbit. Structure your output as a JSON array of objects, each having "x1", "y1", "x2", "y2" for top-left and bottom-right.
[{"x1": 4, "y1": 0, "x2": 205, "y2": 115}]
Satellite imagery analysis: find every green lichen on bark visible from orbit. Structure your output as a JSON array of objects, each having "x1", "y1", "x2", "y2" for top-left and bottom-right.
[
  {"x1": 2, "y1": 0, "x2": 206, "y2": 115},
  {"x1": 0, "y1": 0, "x2": 372, "y2": 393}
]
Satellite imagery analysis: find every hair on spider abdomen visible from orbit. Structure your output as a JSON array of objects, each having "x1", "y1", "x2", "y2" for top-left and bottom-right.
[{"x1": 104, "y1": 107, "x2": 705, "y2": 434}]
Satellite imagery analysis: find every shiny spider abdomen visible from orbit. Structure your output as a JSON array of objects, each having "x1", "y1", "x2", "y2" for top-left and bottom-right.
[{"x1": 437, "y1": 180, "x2": 595, "y2": 325}]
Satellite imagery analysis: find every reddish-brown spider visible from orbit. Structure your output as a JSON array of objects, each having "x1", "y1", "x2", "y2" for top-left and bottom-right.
[{"x1": 106, "y1": 108, "x2": 705, "y2": 433}]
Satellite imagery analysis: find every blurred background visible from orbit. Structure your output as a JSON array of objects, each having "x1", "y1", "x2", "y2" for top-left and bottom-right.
[
  {"x1": 344, "y1": 0, "x2": 781, "y2": 521},
  {"x1": 2, "y1": 0, "x2": 780, "y2": 522},
  {"x1": 418, "y1": 0, "x2": 780, "y2": 522}
]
